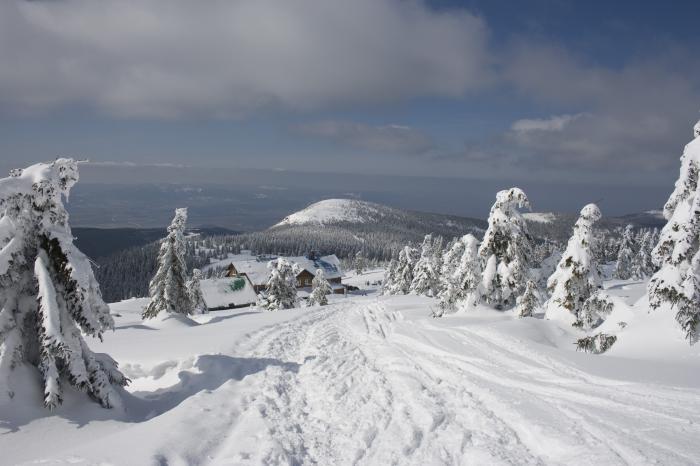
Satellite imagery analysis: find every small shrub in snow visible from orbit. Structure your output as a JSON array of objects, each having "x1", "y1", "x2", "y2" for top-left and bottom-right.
[
  {"x1": 143, "y1": 208, "x2": 193, "y2": 319},
  {"x1": 308, "y1": 269, "x2": 332, "y2": 306},
  {"x1": 478, "y1": 188, "x2": 533, "y2": 309},
  {"x1": 258, "y1": 258, "x2": 300, "y2": 310},
  {"x1": 576, "y1": 333, "x2": 617, "y2": 354},
  {"x1": 187, "y1": 269, "x2": 208, "y2": 314},
  {"x1": 0, "y1": 159, "x2": 127, "y2": 409},
  {"x1": 648, "y1": 120, "x2": 700, "y2": 343}
]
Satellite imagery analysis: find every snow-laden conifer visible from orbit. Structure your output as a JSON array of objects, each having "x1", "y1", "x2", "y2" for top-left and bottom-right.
[
  {"x1": 411, "y1": 234, "x2": 441, "y2": 296},
  {"x1": 381, "y1": 258, "x2": 398, "y2": 295},
  {"x1": 545, "y1": 203, "x2": 603, "y2": 326},
  {"x1": 388, "y1": 246, "x2": 419, "y2": 295},
  {"x1": 353, "y1": 250, "x2": 367, "y2": 275},
  {"x1": 258, "y1": 258, "x2": 300, "y2": 310},
  {"x1": 478, "y1": 188, "x2": 533, "y2": 309},
  {"x1": 0, "y1": 159, "x2": 127, "y2": 409},
  {"x1": 143, "y1": 208, "x2": 193, "y2": 319},
  {"x1": 576, "y1": 290, "x2": 614, "y2": 330},
  {"x1": 649, "y1": 120, "x2": 700, "y2": 342},
  {"x1": 187, "y1": 269, "x2": 208, "y2": 314},
  {"x1": 308, "y1": 269, "x2": 332, "y2": 306},
  {"x1": 515, "y1": 280, "x2": 539, "y2": 318},
  {"x1": 631, "y1": 231, "x2": 655, "y2": 279},
  {"x1": 614, "y1": 225, "x2": 636, "y2": 280},
  {"x1": 440, "y1": 236, "x2": 465, "y2": 281},
  {"x1": 435, "y1": 234, "x2": 481, "y2": 316}
]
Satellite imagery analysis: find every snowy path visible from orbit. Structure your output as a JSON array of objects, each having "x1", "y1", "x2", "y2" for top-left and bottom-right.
[
  {"x1": 149, "y1": 299, "x2": 700, "y2": 465},
  {"x1": 4, "y1": 295, "x2": 700, "y2": 465}
]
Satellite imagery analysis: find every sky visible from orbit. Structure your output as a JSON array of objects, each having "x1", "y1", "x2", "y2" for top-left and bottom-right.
[{"x1": 1, "y1": 0, "x2": 699, "y2": 219}]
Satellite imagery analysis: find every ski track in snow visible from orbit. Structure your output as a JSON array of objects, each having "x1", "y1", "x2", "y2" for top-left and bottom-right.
[{"x1": 10, "y1": 298, "x2": 700, "y2": 465}]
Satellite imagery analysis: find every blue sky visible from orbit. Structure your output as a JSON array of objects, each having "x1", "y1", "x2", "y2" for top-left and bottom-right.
[{"x1": 1, "y1": 0, "x2": 699, "y2": 215}]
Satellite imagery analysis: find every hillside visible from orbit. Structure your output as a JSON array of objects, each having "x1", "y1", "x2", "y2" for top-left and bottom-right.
[
  {"x1": 227, "y1": 199, "x2": 488, "y2": 261},
  {"x1": 91, "y1": 200, "x2": 666, "y2": 302}
]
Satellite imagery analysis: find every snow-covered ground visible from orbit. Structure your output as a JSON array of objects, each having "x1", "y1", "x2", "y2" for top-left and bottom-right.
[{"x1": 2, "y1": 278, "x2": 700, "y2": 465}]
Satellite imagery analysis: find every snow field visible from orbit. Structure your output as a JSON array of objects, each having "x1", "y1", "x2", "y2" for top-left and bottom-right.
[{"x1": 3, "y1": 286, "x2": 700, "y2": 465}]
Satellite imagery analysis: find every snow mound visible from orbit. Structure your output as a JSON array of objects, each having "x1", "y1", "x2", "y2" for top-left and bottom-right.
[
  {"x1": 273, "y1": 199, "x2": 398, "y2": 227},
  {"x1": 523, "y1": 212, "x2": 556, "y2": 223}
]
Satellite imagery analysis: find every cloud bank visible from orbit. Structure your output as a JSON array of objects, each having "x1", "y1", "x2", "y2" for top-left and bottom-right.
[
  {"x1": 297, "y1": 121, "x2": 435, "y2": 155},
  {"x1": 0, "y1": 0, "x2": 489, "y2": 118}
]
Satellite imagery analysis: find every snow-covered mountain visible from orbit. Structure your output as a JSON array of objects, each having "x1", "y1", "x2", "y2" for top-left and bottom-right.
[
  {"x1": 261, "y1": 198, "x2": 487, "y2": 258},
  {"x1": 272, "y1": 198, "x2": 481, "y2": 231},
  {"x1": 274, "y1": 199, "x2": 403, "y2": 227}
]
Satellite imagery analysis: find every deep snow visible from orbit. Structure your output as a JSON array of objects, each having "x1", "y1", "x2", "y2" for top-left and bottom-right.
[{"x1": 2, "y1": 277, "x2": 700, "y2": 465}]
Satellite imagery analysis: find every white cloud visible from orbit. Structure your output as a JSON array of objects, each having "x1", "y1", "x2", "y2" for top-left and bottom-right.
[
  {"x1": 511, "y1": 114, "x2": 584, "y2": 132},
  {"x1": 0, "y1": 0, "x2": 489, "y2": 118},
  {"x1": 298, "y1": 120, "x2": 435, "y2": 155}
]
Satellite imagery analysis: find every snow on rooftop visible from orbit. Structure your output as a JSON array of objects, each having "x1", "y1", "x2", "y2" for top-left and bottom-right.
[{"x1": 200, "y1": 276, "x2": 257, "y2": 309}]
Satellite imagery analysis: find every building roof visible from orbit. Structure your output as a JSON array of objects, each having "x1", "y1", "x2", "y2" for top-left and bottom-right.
[
  {"x1": 285, "y1": 255, "x2": 342, "y2": 280},
  {"x1": 200, "y1": 276, "x2": 257, "y2": 309},
  {"x1": 228, "y1": 254, "x2": 343, "y2": 285}
]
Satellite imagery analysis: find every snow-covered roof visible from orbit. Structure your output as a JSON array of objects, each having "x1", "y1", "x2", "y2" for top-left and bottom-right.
[
  {"x1": 200, "y1": 276, "x2": 257, "y2": 309},
  {"x1": 229, "y1": 258, "x2": 271, "y2": 286},
  {"x1": 208, "y1": 250, "x2": 343, "y2": 285},
  {"x1": 285, "y1": 254, "x2": 342, "y2": 279},
  {"x1": 228, "y1": 254, "x2": 342, "y2": 285}
]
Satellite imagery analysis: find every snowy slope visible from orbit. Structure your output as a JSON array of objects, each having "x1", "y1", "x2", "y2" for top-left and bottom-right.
[
  {"x1": 274, "y1": 199, "x2": 395, "y2": 226},
  {"x1": 2, "y1": 286, "x2": 700, "y2": 465}
]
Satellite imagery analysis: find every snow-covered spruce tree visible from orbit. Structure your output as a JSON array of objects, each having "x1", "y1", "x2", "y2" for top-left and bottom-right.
[
  {"x1": 187, "y1": 269, "x2": 208, "y2": 314},
  {"x1": 142, "y1": 208, "x2": 193, "y2": 319},
  {"x1": 435, "y1": 235, "x2": 481, "y2": 316},
  {"x1": 258, "y1": 258, "x2": 300, "y2": 310},
  {"x1": 515, "y1": 280, "x2": 539, "y2": 318},
  {"x1": 614, "y1": 225, "x2": 636, "y2": 280},
  {"x1": 545, "y1": 203, "x2": 603, "y2": 326},
  {"x1": 648, "y1": 120, "x2": 700, "y2": 343},
  {"x1": 390, "y1": 246, "x2": 419, "y2": 295},
  {"x1": 631, "y1": 231, "x2": 655, "y2": 279},
  {"x1": 307, "y1": 269, "x2": 332, "y2": 306},
  {"x1": 381, "y1": 258, "x2": 398, "y2": 295},
  {"x1": 576, "y1": 290, "x2": 614, "y2": 330},
  {"x1": 478, "y1": 188, "x2": 533, "y2": 309},
  {"x1": 411, "y1": 234, "x2": 441, "y2": 297},
  {"x1": 440, "y1": 236, "x2": 465, "y2": 282},
  {"x1": 0, "y1": 159, "x2": 127, "y2": 409},
  {"x1": 353, "y1": 250, "x2": 367, "y2": 275}
]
